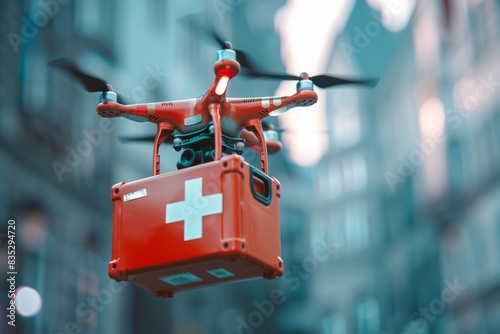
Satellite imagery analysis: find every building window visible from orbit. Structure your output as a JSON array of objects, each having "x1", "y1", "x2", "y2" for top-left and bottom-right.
[
  {"x1": 343, "y1": 153, "x2": 367, "y2": 192},
  {"x1": 74, "y1": 0, "x2": 103, "y2": 37},
  {"x1": 355, "y1": 296, "x2": 380, "y2": 334},
  {"x1": 22, "y1": 51, "x2": 48, "y2": 114},
  {"x1": 322, "y1": 312, "x2": 346, "y2": 334},
  {"x1": 345, "y1": 200, "x2": 369, "y2": 250},
  {"x1": 332, "y1": 111, "x2": 361, "y2": 149},
  {"x1": 330, "y1": 209, "x2": 345, "y2": 256},
  {"x1": 447, "y1": 139, "x2": 464, "y2": 194},
  {"x1": 147, "y1": 0, "x2": 167, "y2": 30},
  {"x1": 329, "y1": 163, "x2": 343, "y2": 199}
]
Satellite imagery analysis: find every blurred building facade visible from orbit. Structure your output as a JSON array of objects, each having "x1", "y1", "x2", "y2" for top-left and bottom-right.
[
  {"x1": 305, "y1": 1, "x2": 500, "y2": 333},
  {"x1": 1, "y1": 1, "x2": 128, "y2": 333},
  {"x1": 1, "y1": 0, "x2": 499, "y2": 334},
  {"x1": 1, "y1": 0, "x2": 293, "y2": 333}
]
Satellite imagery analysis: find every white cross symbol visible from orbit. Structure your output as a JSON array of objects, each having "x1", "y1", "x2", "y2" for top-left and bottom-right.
[{"x1": 165, "y1": 177, "x2": 223, "y2": 241}]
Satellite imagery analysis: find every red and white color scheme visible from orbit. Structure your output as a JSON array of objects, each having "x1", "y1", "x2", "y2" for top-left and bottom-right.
[
  {"x1": 94, "y1": 48, "x2": 318, "y2": 175},
  {"x1": 165, "y1": 177, "x2": 223, "y2": 241},
  {"x1": 50, "y1": 26, "x2": 376, "y2": 297},
  {"x1": 109, "y1": 155, "x2": 283, "y2": 298}
]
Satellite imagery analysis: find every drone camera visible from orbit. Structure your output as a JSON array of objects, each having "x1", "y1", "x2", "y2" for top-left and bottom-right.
[
  {"x1": 204, "y1": 149, "x2": 215, "y2": 162},
  {"x1": 177, "y1": 148, "x2": 201, "y2": 169},
  {"x1": 176, "y1": 148, "x2": 217, "y2": 169}
]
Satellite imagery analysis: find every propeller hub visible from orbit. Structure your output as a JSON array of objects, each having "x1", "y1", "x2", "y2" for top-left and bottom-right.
[
  {"x1": 296, "y1": 79, "x2": 314, "y2": 92},
  {"x1": 217, "y1": 49, "x2": 237, "y2": 62},
  {"x1": 224, "y1": 41, "x2": 233, "y2": 49},
  {"x1": 99, "y1": 91, "x2": 117, "y2": 103},
  {"x1": 264, "y1": 130, "x2": 279, "y2": 142},
  {"x1": 299, "y1": 72, "x2": 310, "y2": 80}
]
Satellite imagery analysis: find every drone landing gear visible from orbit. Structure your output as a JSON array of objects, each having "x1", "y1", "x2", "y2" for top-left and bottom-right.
[{"x1": 173, "y1": 122, "x2": 245, "y2": 170}]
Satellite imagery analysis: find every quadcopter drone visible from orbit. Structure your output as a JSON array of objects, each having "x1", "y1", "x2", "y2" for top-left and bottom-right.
[
  {"x1": 49, "y1": 15, "x2": 379, "y2": 298},
  {"x1": 51, "y1": 19, "x2": 377, "y2": 176}
]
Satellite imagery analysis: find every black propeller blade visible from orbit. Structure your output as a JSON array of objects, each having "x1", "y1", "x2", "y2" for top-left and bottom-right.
[
  {"x1": 178, "y1": 13, "x2": 377, "y2": 89},
  {"x1": 49, "y1": 58, "x2": 109, "y2": 92},
  {"x1": 178, "y1": 13, "x2": 259, "y2": 72},
  {"x1": 244, "y1": 71, "x2": 379, "y2": 89},
  {"x1": 49, "y1": 58, "x2": 130, "y2": 105},
  {"x1": 308, "y1": 75, "x2": 378, "y2": 88}
]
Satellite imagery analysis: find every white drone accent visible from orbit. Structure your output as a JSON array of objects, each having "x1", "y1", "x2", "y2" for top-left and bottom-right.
[
  {"x1": 261, "y1": 98, "x2": 271, "y2": 108},
  {"x1": 165, "y1": 177, "x2": 223, "y2": 241},
  {"x1": 147, "y1": 103, "x2": 156, "y2": 115}
]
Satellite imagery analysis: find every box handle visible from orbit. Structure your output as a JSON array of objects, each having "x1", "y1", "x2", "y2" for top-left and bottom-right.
[{"x1": 249, "y1": 166, "x2": 272, "y2": 205}]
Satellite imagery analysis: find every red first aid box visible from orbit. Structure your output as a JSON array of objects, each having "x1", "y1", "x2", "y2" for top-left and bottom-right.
[{"x1": 108, "y1": 155, "x2": 283, "y2": 297}]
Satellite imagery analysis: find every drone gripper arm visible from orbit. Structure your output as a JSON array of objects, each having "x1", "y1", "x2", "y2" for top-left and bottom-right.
[
  {"x1": 152, "y1": 122, "x2": 175, "y2": 176},
  {"x1": 209, "y1": 103, "x2": 223, "y2": 160},
  {"x1": 244, "y1": 119, "x2": 268, "y2": 174}
]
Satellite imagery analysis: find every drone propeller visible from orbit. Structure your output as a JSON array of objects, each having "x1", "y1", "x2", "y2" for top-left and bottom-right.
[
  {"x1": 49, "y1": 58, "x2": 129, "y2": 104},
  {"x1": 178, "y1": 13, "x2": 377, "y2": 89},
  {"x1": 244, "y1": 71, "x2": 379, "y2": 89},
  {"x1": 49, "y1": 58, "x2": 108, "y2": 92},
  {"x1": 179, "y1": 13, "x2": 259, "y2": 71}
]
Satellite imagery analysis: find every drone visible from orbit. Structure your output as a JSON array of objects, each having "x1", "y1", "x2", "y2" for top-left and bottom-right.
[
  {"x1": 49, "y1": 16, "x2": 379, "y2": 297},
  {"x1": 50, "y1": 19, "x2": 378, "y2": 176}
]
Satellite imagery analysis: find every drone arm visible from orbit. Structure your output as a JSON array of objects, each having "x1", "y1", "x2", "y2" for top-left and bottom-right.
[
  {"x1": 152, "y1": 122, "x2": 175, "y2": 176},
  {"x1": 96, "y1": 101, "x2": 152, "y2": 120},
  {"x1": 227, "y1": 90, "x2": 317, "y2": 122},
  {"x1": 97, "y1": 100, "x2": 199, "y2": 129}
]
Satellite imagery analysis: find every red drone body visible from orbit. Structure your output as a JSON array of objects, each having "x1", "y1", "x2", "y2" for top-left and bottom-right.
[{"x1": 96, "y1": 45, "x2": 318, "y2": 175}]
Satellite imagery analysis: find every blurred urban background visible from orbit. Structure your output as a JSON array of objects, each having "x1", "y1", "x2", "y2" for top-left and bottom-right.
[{"x1": 1, "y1": 0, "x2": 500, "y2": 333}]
